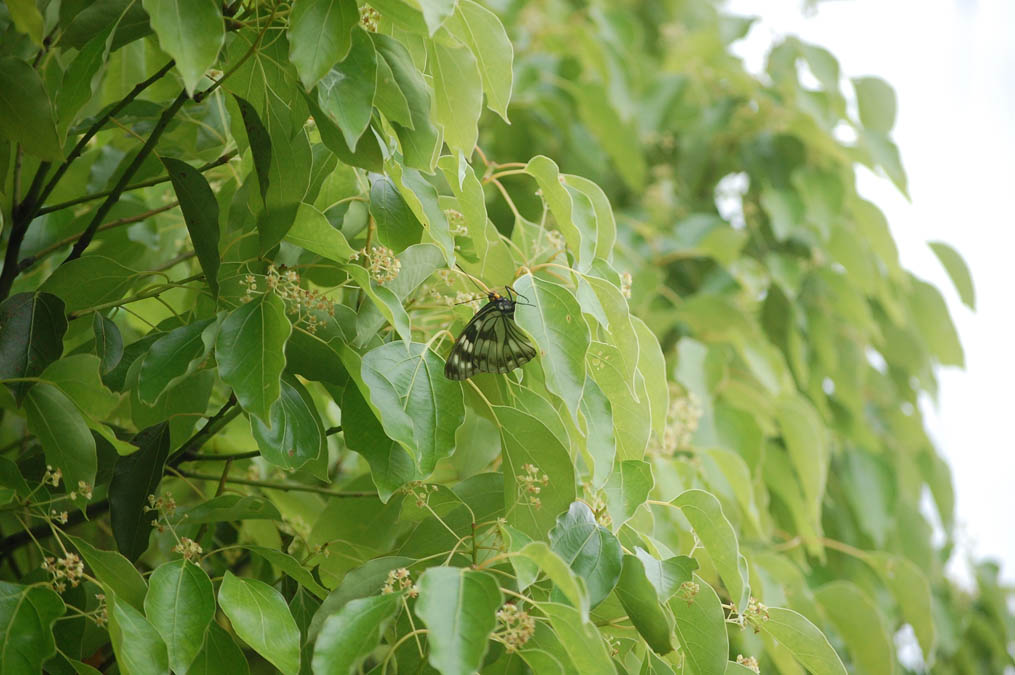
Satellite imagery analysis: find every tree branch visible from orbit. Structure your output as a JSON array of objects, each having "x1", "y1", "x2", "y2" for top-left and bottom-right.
[{"x1": 64, "y1": 90, "x2": 190, "y2": 263}]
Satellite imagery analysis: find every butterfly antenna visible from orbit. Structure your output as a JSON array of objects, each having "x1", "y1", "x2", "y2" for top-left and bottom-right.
[
  {"x1": 454, "y1": 263, "x2": 491, "y2": 295},
  {"x1": 506, "y1": 286, "x2": 534, "y2": 307}
]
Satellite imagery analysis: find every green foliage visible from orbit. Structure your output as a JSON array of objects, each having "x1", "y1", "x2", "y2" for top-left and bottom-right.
[{"x1": 0, "y1": 1, "x2": 1010, "y2": 674}]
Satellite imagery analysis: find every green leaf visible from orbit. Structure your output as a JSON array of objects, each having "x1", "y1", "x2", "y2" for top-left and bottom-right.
[
  {"x1": 615, "y1": 555, "x2": 674, "y2": 654},
  {"x1": 234, "y1": 95, "x2": 272, "y2": 200},
  {"x1": 589, "y1": 341, "x2": 650, "y2": 461},
  {"x1": 760, "y1": 607, "x2": 847, "y2": 675},
  {"x1": 258, "y1": 126, "x2": 313, "y2": 253},
  {"x1": 0, "y1": 582, "x2": 64, "y2": 673},
  {"x1": 288, "y1": 0, "x2": 358, "y2": 90},
  {"x1": 251, "y1": 378, "x2": 325, "y2": 471},
  {"x1": 604, "y1": 460, "x2": 654, "y2": 528},
  {"x1": 144, "y1": 559, "x2": 216, "y2": 674},
  {"x1": 56, "y1": 27, "x2": 113, "y2": 132},
  {"x1": 775, "y1": 393, "x2": 828, "y2": 523},
  {"x1": 373, "y1": 52, "x2": 413, "y2": 128},
  {"x1": 542, "y1": 603, "x2": 614, "y2": 675},
  {"x1": 444, "y1": 0, "x2": 513, "y2": 121},
  {"x1": 867, "y1": 553, "x2": 936, "y2": 660},
  {"x1": 909, "y1": 277, "x2": 964, "y2": 367},
  {"x1": 668, "y1": 575, "x2": 728, "y2": 675},
  {"x1": 631, "y1": 316, "x2": 668, "y2": 438},
  {"x1": 579, "y1": 377, "x2": 615, "y2": 489},
  {"x1": 0, "y1": 292, "x2": 66, "y2": 404},
  {"x1": 701, "y1": 448, "x2": 763, "y2": 536},
  {"x1": 218, "y1": 571, "x2": 301, "y2": 675},
  {"x1": 928, "y1": 241, "x2": 975, "y2": 310},
  {"x1": 814, "y1": 581, "x2": 894, "y2": 675},
  {"x1": 39, "y1": 354, "x2": 119, "y2": 420},
  {"x1": 355, "y1": 244, "x2": 444, "y2": 343},
  {"x1": 672, "y1": 489, "x2": 750, "y2": 612},
  {"x1": 39, "y1": 255, "x2": 138, "y2": 313},
  {"x1": 567, "y1": 175, "x2": 617, "y2": 267},
  {"x1": 496, "y1": 406, "x2": 576, "y2": 540},
  {"x1": 25, "y1": 383, "x2": 97, "y2": 495},
  {"x1": 215, "y1": 292, "x2": 292, "y2": 423},
  {"x1": 190, "y1": 622, "x2": 249, "y2": 675},
  {"x1": 66, "y1": 534, "x2": 147, "y2": 612},
  {"x1": 514, "y1": 541, "x2": 590, "y2": 619},
  {"x1": 581, "y1": 275, "x2": 640, "y2": 393},
  {"x1": 369, "y1": 176, "x2": 424, "y2": 253},
  {"x1": 384, "y1": 159, "x2": 455, "y2": 264},
  {"x1": 142, "y1": 0, "x2": 224, "y2": 95},
  {"x1": 341, "y1": 379, "x2": 419, "y2": 500},
  {"x1": 311, "y1": 593, "x2": 400, "y2": 675},
  {"x1": 634, "y1": 548, "x2": 698, "y2": 602},
  {"x1": 514, "y1": 274, "x2": 589, "y2": 421},
  {"x1": 138, "y1": 318, "x2": 214, "y2": 405},
  {"x1": 7, "y1": 0, "x2": 44, "y2": 45},
  {"x1": 574, "y1": 82, "x2": 646, "y2": 190},
  {"x1": 372, "y1": 34, "x2": 442, "y2": 171},
  {"x1": 316, "y1": 27, "x2": 377, "y2": 150},
  {"x1": 415, "y1": 567, "x2": 502, "y2": 675},
  {"x1": 108, "y1": 594, "x2": 169, "y2": 675},
  {"x1": 361, "y1": 341, "x2": 465, "y2": 475},
  {"x1": 524, "y1": 157, "x2": 596, "y2": 271},
  {"x1": 109, "y1": 423, "x2": 171, "y2": 562},
  {"x1": 549, "y1": 502, "x2": 623, "y2": 608},
  {"x1": 429, "y1": 41, "x2": 483, "y2": 156},
  {"x1": 852, "y1": 76, "x2": 896, "y2": 133},
  {"x1": 181, "y1": 495, "x2": 283, "y2": 525},
  {"x1": 0, "y1": 57, "x2": 62, "y2": 160},
  {"x1": 245, "y1": 546, "x2": 328, "y2": 600},
  {"x1": 163, "y1": 157, "x2": 221, "y2": 296},
  {"x1": 92, "y1": 313, "x2": 123, "y2": 375}
]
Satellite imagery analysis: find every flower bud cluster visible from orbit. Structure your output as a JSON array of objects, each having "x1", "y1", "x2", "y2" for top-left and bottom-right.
[{"x1": 496, "y1": 603, "x2": 535, "y2": 652}]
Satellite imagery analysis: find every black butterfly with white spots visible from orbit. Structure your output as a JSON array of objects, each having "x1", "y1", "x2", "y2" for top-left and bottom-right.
[{"x1": 444, "y1": 287, "x2": 538, "y2": 380}]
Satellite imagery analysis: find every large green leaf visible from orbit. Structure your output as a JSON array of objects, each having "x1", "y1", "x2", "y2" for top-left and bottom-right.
[
  {"x1": 415, "y1": 567, "x2": 502, "y2": 675},
  {"x1": 40, "y1": 256, "x2": 138, "y2": 313},
  {"x1": 218, "y1": 572, "x2": 301, "y2": 675},
  {"x1": 524, "y1": 157, "x2": 596, "y2": 271},
  {"x1": 250, "y1": 377, "x2": 325, "y2": 472},
  {"x1": 141, "y1": 0, "x2": 224, "y2": 95},
  {"x1": 634, "y1": 548, "x2": 698, "y2": 602},
  {"x1": 369, "y1": 176, "x2": 424, "y2": 253},
  {"x1": 93, "y1": 313, "x2": 123, "y2": 375},
  {"x1": 668, "y1": 575, "x2": 728, "y2": 675},
  {"x1": 760, "y1": 607, "x2": 847, "y2": 675},
  {"x1": 109, "y1": 423, "x2": 171, "y2": 562},
  {"x1": 137, "y1": 318, "x2": 215, "y2": 405},
  {"x1": 867, "y1": 553, "x2": 936, "y2": 660},
  {"x1": 215, "y1": 292, "x2": 292, "y2": 423},
  {"x1": 513, "y1": 274, "x2": 589, "y2": 421},
  {"x1": 604, "y1": 460, "x2": 653, "y2": 528},
  {"x1": 189, "y1": 622, "x2": 249, "y2": 675},
  {"x1": 144, "y1": 559, "x2": 216, "y2": 674},
  {"x1": 0, "y1": 582, "x2": 64, "y2": 673},
  {"x1": 814, "y1": 581, "x2": 894, "y2": 675},
  {"x1": 589, "y1": 341, "x2": 650, "y2": 460},
  {"x1": 429, "y1": 41, "x2": 483, "y2": 156},
  {"x1": 163, "y1": 157, "x2": 220, "y2": 296},
  {"x1": 444, "y1": 0, "x2": 513, "y2": 120},
  {"x1": 341, "y1": 380, "x2": 419, "y2": 500},
  {"x1": 852, "y1": 76, "x2": 896, "y2": 133},
  {"x1": 39, "y1": 354, "x2": 118, "y2": 422},
  {"x1": 108, "y1": 594, "x2": 169, "y2": 675},
  {"x1": 615, "y1": 554, "x2": 674, "y2": 654},
  {"x1": 0, "y1": 57, "x2": 62, "y2": 160},
  {"x1": 0, "y1": 292, "x2": 66, "y2": 403},
  {"x1": 928, "y1": 241, "x2": 975, "y2": 310},
  {"x1": 288, "y1": 0, "x2": 358, "y2": 90},
  {"x1": 496, "y1": 406, "x2": 576, "y2": 540},
  {"x1": 311, "y1": 593, "x2": 400, "y2": 675},
  {"x1": 315, "y1": 27, "x2": 377, "y2": 150},
  {"x1": 542, "y1": 603, "x2": 614, "y2": 675},
  {"x1": 361, "y1": 341, "x2": 465, "y2": 475},
  {"x1": 549, "y1": 502, "x2": 623, "y2": 608},
  {"x1": 24, "y1": 383, "x2": 96, "y2": 495},
  {"x1": 775, "y1": 393, "x2": 828, "y2": 523},
  {"x1": 672, "y1": 489, "x2": 751, "y2": 612},
  {"x1": 67, "y1": 535, "x2": 147, "y2": 612},
  {"x1": 513, "y1": 541, "x2": 590, "y2": 619}
]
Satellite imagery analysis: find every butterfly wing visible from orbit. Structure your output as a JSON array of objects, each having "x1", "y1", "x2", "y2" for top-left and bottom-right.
[{"x1": 444, "y1": 302, "x2": 537, "y2": 380}]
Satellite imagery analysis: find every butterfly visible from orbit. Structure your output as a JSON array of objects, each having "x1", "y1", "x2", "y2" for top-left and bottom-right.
[{"x1": 444, "y1": 287, "x2": 538, "y2": 380}]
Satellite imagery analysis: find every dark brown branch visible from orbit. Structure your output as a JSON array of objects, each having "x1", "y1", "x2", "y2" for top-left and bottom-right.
[
  {"x1": 65, "y1": 91, "x2": 190, "y2": 263},
  {"x1": 176, "y1": 471, "x2": 377, "y2": 498}
]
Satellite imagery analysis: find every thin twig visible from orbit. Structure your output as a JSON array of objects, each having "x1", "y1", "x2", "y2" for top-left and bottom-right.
[{"x1": 175, "y1": 471, "x2": 377, "y2": 498}]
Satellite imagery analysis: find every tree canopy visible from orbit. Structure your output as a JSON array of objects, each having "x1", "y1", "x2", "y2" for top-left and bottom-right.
[{"x1": 0, "y1": 0, "x2": 1011, "y2": 673}]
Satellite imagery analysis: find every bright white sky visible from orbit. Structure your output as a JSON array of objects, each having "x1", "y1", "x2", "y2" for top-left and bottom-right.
[{"x1": 723, "y1": 0, "x2": 1015, "y2": 586}]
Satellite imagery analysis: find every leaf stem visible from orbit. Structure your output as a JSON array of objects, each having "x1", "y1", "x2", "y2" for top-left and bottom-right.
[{"x1": 174, "y1": 470, "x2": 378, "y2": 498}]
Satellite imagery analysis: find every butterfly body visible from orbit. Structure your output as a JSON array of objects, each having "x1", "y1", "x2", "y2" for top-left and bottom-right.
[{"x1": 444, "y1": 289, "x2": 538, "y2": 380}]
